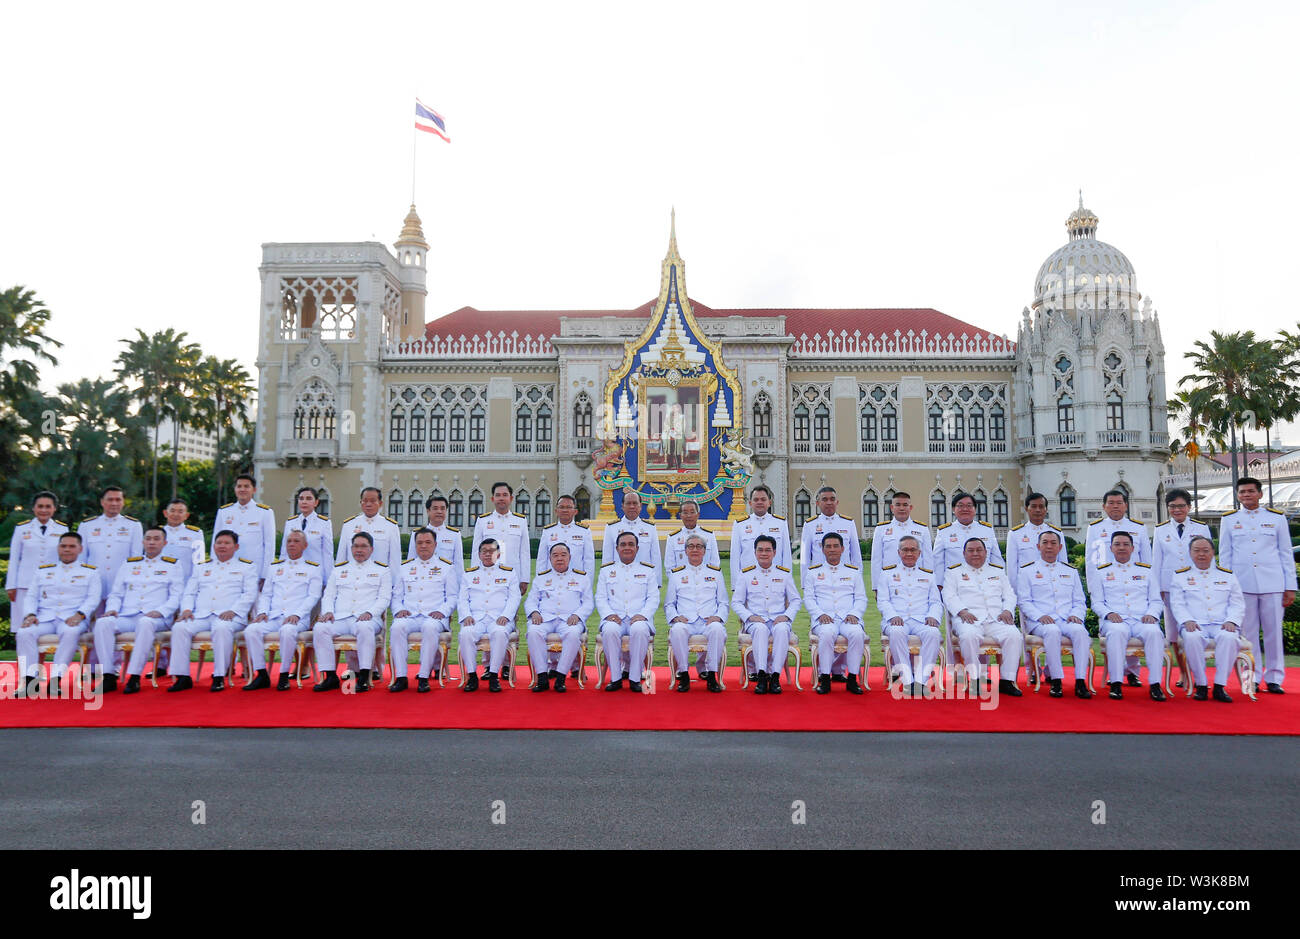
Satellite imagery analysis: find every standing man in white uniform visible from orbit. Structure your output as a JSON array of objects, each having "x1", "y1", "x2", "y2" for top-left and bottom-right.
[
  {"x1": 802, "y1": 532, "x2": 868, "y2": 695},
  {"x1": 732, "y1": 535, "x2": 801, "y2": 695},
  {"x1": 78, "y1": 485, "x2": 143, "y2": 618},
  {"x1": 314, "y1": 532, "x2": 393, "y2": 693},
  {"x1": 457, "y1": 538, "x2": 521, "y2": 693},
  {"x1": 596, "y1": 532, "x2": 659, "y2": 692},
  {"x1": 1152, "y1": 488, "x2": 1213, "y2": 641},
  {"x1": 730, "y1": 485, "x2": 791, "y2": 584},
  {"x1": 869, "y1": 491, "x2": 932, "y2": 595},
  {"x1": 525, "y1": 542, "x2": 593, "y2": 693},
  {"x1": 932, "y1": 492, "x2": 1002, "y2": 589},
  {"x1": 942, "y1": 538, "x2": 1023, "y2": 697},
  {"x1": 282, "y1": 486, "x2": 334, "y2": 591},
  {"x1": 213, "y1": 474, "x2": 276, "y2": 590},
  {"x1": 336, "y1": 487, "x2": 402, "y2": 570},
  {"x1": 1004, "y1": 492, "x2": 1064, "y2": 574},
  {"x1": 161, "y1": 498, "x2": 207, "y2": 587},
  {"x1": 664, "y1": 533, "x2": 728, "y2": 693},
  {"x1": 390, "y1": 527, "x2": 459, "y2": 693},
  {"x1": 1084, "y1": 489, "x2": 1152, "y2": 686},
  {"x1": 875, "y1": 535, "x2": 943, "y2": 696},
  {"x1": 601, "y1": 489, "x2": 662, "y2": 577},
  {"x1": 243, "y1": 529, "x2": 323, "y2": 691},
  {"x1": 169, "y1": 530, "x2": 259, "y2": 693},
  {"x1": 1016, "y1": 530, "x2": 1091, "y2": 699},
  {"x1": 535, "y1": 494, "x2": 595, "y2": 577},
  {"x1": 1171, "y1": 536, "x2": 1245, "y2": 703},
  {"x1": 6, "y1": 491, "x2": 68, "y2": 632},
  {"x1": 1086, "y1": 531, "x2": 1166, "y2": 701},
  {"x1": 408, "y1": 493, "x2": 467, "y2": 578},
  {"x1": 662, "y1": 499, "x2": 720, "y2": 573},
  {"x1": 472, "y1": 481, "x2": 532, "y2": 599},
  {"x1": 800, "y1": 486, "x2": 862, "y2": 570},
  {"x1": 14, "y1": 533, "x2": 101, "y2": 697}
]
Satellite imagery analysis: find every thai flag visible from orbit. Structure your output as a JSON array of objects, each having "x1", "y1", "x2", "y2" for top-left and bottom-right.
[{"x1": 414, "y1": 99, "x2": 449, "y2": 142}]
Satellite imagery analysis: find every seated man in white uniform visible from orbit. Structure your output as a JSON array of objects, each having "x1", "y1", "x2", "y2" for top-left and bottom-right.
[
  {"x1": 243, "y1": 529, "x2": 323, "y2": 691},
  {"x1": 732, "y1": 534, "x2": 801, "y2": 695},
  {"x1": 802, "y1": 532, "x2": 868, "y2": 696},
  {"x1": 1016, "y1": 529, "x2": 1092, "y2": 699},
  {"x1": 169, "y1": 530, "x2": 260, "y2": 693},
  {"x1": 1170, "y1": 535, "x2": 1245, "y2": 703},
  {"x1": 313, "y1": 531, "x2": 393, "y2": 693},
  {"x1": 1086, "y1": 531, "x2": 1166, "y2": 701},
  {"x1": 942, "y1": 537, "x2": 1023, "y2": 697},
  {"x1": 14, "y1": 532, "x2": 101, "y2": 698},
  {"x1": 596, "y1": 531, "x2": 660, "y2": 693},
  {"x1": 665, "y1": 533, "x2": 728, "y2": 693},
  {"x1": 525, "y1": 542, "x2": 593, "y2": 693},
  {"x1": 390, "y1": 527, "x2": 460, "y2": 693},
  {"x1": 876, "y1": 535, "x2": 942, "y2": 697},
  {"x1": 457, "y1": 538, "x2": 521, "y2": 693},
  {"x1": 93, "y1": 525, "x2": 186, "y2": 694}
]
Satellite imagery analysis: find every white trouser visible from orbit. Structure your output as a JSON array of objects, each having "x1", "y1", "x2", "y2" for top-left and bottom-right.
[
  {"x1": 1027, "y1": 619, "x2": 1092, "y2": 681},
  {"x1": 599, "y1": 616, "x2": 652, "y2": 682},
  {"x1": 459, "y1": 619, "x2": 512, "y2": 674},
  {"x1": 526, "y1": 617, "x2": 585, "y2": 675},
  {"x1": 243, "y1": 617, "x2": 304, "y2": 672},
  {"x1": 812, "y1": 619, "x2": 865, "y2": 676},
  {"x1": 93, "y1": 612, "x2": 169, "y2": 677},
  {"x1": 10, "y1": 589, "x2": 30, "y2": 634},
  {"x1": 1180, "y1": 624, "x2": 1241, "y2": 688},
  {"x1": 1098, "y1": 618, "x2": 1164, "y2": 685},
  {"x1": 313, "y1": 616, "x2": 377, "y2": 672},
  {"x1": 743, "y1": 618, "x2": 793, "y2": 674},
  {"x1": 391, "y1": 614, "x2": 451, "y2": 678},
  {"x1": 951, "y1": 619, "x2": 1022, "y2": 681},
  {"x1": 667, "y1": 618, "x2": 726, "y2": 674},
  {"x1": 1241, "y1": 592, "x2": 1284, "y2": 686},
  {"x1": 170, "y1": 615, "x2": 243, "y2": 677},
  {"x1": 884, "y1": 620, "x2": 941, "y2": 686},
  {"x1": 15, "y1": 620, "x2": 84, "y2": 678}
]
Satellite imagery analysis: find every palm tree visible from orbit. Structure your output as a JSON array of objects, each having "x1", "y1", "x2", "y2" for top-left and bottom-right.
[
  {"x1": 0, "y1": 286, "x2": 62, "y2": 493},
  {"x1": 193, "y1": 356, "x2": 254, "y2": 505},
  {"x1": 1166, "y1": 389, "x2": 1226, "y2": 513}
]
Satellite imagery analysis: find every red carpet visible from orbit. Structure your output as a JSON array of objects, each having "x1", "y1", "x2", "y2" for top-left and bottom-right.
[{"x1": 0, "y1": 664, "x2": 1296, "y2": 735}]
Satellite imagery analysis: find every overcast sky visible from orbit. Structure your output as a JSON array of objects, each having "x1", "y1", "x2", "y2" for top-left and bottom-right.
[{"x1": 3, "y1": 1, "x2": 1297, "y2": 441}]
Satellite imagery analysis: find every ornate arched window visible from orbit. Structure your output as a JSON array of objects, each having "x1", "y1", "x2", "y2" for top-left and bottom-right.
[
  {"x1": 409, "y1": 406, "x2": 426, "y2": 453},
  {"x1": 535, "y1": 489, "x2": 551, "y2": 529},
  {"x1": 536, "y1": 404, "x2": 553, "y2": 452},
  {"x1": 1057, "y1": 394, "x2": 1075, "y2": 433},
  {"x1": 407, "y1": 490, "x2": 423, "y2": 530},
  {"x1": 388, "y1": 489, "x2": 403, "y2": 521},
  {"x1": 974, "y1": 489, "x2": 989, "y2": 524},
  {"x1": 862, "y1": 490, "x2": 880, "y2": 529},
  {"x1": 448, "y1": 489, "x2": 464, "y2": 529},
  {"x1": 930, "y1": 489, "x2": 948, "y2": 527},
  {"x1": 573, "y1": 486, "x2": 591, "y2": 522},
  {"x1": 794, "y1": 489, "x2": 812, "y2": 531},
  {"x1": 469, "y1": 404, "x2": 486, "y2": 452},
  {"x1": 515, "y1": 488, "x2": 531, "y2": 524},
  {"x1": 752, "y1": 392, "x2": 773, "y2": 440},
  {"x1": 468, "y1": 489, "x2": 484, "y2": 524},
  {"x1": 992, "y1": 489, "x2": 1009, "y2": 528},
  {"x1": 317, "y1": 488, "x2": 331, "y2": 518},
  {"x1": 293, "y1": 379, "x2": 337, "y2": 441},
  {"x1": 574, "y1": 393, "x2": 593, "y2": 440},
  {"x1": 1058, "y1": 485, "x2": 1077, "y2": 528}
]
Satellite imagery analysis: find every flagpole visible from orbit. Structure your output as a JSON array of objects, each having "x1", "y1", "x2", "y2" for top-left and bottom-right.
[{"x1": 411, "y1": 93, "x2": 418, "y2": 204}]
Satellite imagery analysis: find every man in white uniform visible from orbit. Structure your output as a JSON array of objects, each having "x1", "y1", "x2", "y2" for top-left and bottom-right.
[
  {"x1": 1086, "y1": 531, "x2": 1166, "y2": 701},
  {"x1": 407, "y1": 494, "x2": 467, "y2": 580},
  {"x1": 14, "y1": 533, "x2": 101, "y2": 697},
  {"x1": 534, "y1": 494, "x2": 595, "y2": 579},
  {"x1": 1152, "y1": 488, "x2": 1213, "y2": 642},
  {"x1": 525, "y1": 542, "x2": 593, "y2": 693},
  {"x1": 1084, "y1": 489, "x2": 1152, "y2": 686},
  {"x1": 665, "y1": 533, "x2": 727, "y2": 693},
  {"x1": 213, "y1": 474, "x2": 276, "y2": 589},
  {"x1": 1016, "y1": 530, "x2": 1091, "y2": 699},
  {"x1": 1004, "y1": 492, "x2": 1064, "y2": 574},
  {"x1": 457, "y1": 538, "x2": 521, "y2": 692},
  {"x1": 161, "y1": 498, "x2": 207, "y2": 586},
  {"x1": 732, "y1": 535, "x2": 801, "y2": 695},
  {"x1": 314, "y1": 532, "x2": 393, "y2": 693},
  {"x1": 471, "y1": 482, "x2": 532, "y2": 600},
  {"x1": 169, "y1": 530, "x2": 259, "y2": 692},
  {"x1": 6, "y1": 491, "x2": 68, "y2": 632},
  {"x1": 1218, "y1": 476, "x2": 1295, "y2": 694},
  {"x1": 802, "y1": 532, "x2": 868, "y2": 695},
  {"x1": 78, "y1": 485, "x2": 143, "y2": 616},
  {"x1": 244, "y1": 529, "x2": 323, "y2": 691},
  {"x1": 942, "y1": 538, "x2": 1023, "y2": 696},
  {"x1": 932, "y1": 492, "x2": 1002, "y2": 589},
  {"x1": 92, "y1": 526, "x2": 186, "y2": 694},
  {"x1": 800, "y1": 486, "x2": 862, "y2": 570},
  {"x1": 281, "y1": 486, "x2": 334, "y2": 590},
  {"x1": 390, "y1": 527, "x2": 459, "y2": 693},
  {"x1": 1171, "y1": 536, "x2": 1245, "y2": 703},
  {"x1": 876, "y1": 535, "x2": 942, "y2": 696},
  {"x1": 336, "y1": 487, "x2": 402, "y2": 570},
  {"x1": 730, "y1": 485, "x2": 791, "y2": 584},
  {"x1": 662, "y1": 499, "x2": 720, "y2": 573},
  {"x1": 601, "y1": 488, "x2": 662, "y2": 577},
  {"x1": 869, "y1": 491, "x2": 932, "y2": 595},
  {"x1": 596, "y1": 532, "x2": 659, "y2": 692}
]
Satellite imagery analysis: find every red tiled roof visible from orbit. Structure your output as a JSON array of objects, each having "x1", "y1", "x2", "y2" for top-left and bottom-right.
[
  {"x1": 425, "y1": 300, "x2": 1003, "y2": 343},
  {"x1": 1208, "y1": 451, "x2": 1276, "y2": 468}
]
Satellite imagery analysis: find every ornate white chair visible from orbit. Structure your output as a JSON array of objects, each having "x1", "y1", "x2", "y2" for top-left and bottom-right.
[
  {"x1": 457, "y1": 632, "x2": 520, "y2": 688},
  {"x1": 666, "y1": 632, "x2": 726, "y2": 690},
  {"x1": 594, "y1": 634, "x2": 653, "y2": 688},
  {"x1": 879, "y1": 631, "x2": 947, "y2": 692},
  {"x1": 1022, "y1": 630, "x2": 1095, "y2": 694},
  {"x1": 1172, "y1": 633, "x2": 1257, "y2": 701},
  {"x1": 527, "y1": 632, "x2": 588, "y2": 689},
  {"x1": 1095, "y1": 637, "x2": 1173, "y2": 695},
  {"x1": 808, "y1": 631, "x2": 868, "y2": 690},
  {"x1": 736, "y1": 632, "x2": 802, "y2": 690}
]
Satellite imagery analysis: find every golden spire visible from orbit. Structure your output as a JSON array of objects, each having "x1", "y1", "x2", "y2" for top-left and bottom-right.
[{"x1": 396, "y1": 203, "x2": 429, "y2": 249}]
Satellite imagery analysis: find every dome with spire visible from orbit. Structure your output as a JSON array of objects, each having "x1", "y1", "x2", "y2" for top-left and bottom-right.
[
  {"x1": 1032, "y1": 193, "x2": 1139, "y2": 313},
  {"x1": 395, "y1": 203, "x2": 429, "y2": 249}
]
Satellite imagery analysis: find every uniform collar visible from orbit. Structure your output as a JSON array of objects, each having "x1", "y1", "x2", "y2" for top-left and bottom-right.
[{"x1": 1192, "y1": 563, "x2": 1215, "y2": 573}]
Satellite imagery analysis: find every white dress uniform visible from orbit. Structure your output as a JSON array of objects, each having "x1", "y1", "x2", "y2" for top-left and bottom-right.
[
  {"x1": 93, "y1": 553, "x2": 185, "y2": 676},
  {"x1": 171, "y1": 558, "x2": 260, "y2": 679},
  {"x1": 802, "y1": 561, "x2": 868, "y2": 677},
  {"x1": 1218, "y1": 505, "x2": 1296, "y2": 687},
  {"x1": 78, "y1": 513, "x2": 143, "y2": 607},
  {"x1": 941, "y1": 562, "x2": 1022, "y2": 682},
  {"x1": 730, "y1": 513, "x2": 792, "y2": 584},
  {"x1": 1086, "y1": 559, "x2": 1164, "y2": 685},
  {"x1": 595, "y1": 559, "x2": 660, "y2": 683},
  {"x1": 1084, "y1": 515, "x2": 1151, "y2": 573},
  {"x1": 534, "y1": 520, "x2": 595, "y2": 578},
  {"x1": 472, "y1": 510, "x2": 532, "y2": 584},
  {"x1": 161, "y1": 523, "x2": 207, "y2": 586},
  {"x1": 731, "y1": 562, "x2": 801, "y2": 675},
  {"x1": 869, "y1": 516, "x2": 933, "y2": 594},
  {"x1": 1004, "y1": 521, "x2": 1064, "y2": 576},
  {"x1": 664, "y1": 561, "x2": 729, "y2": 675},
  {"x1": 1170, "y1": 563, "x2": 1246, "y2": 689},
  {"x1": 932, "y1": 520, "x2": 1002, "y2": 588},
  {"x1": 457, "y1": 562, "x2": 522, "y2": 675},
  {"x1": 601, "y1": 515, "x2": 663, "y2": 578},
  {"x1": 6, "y1": 517, "x2": 69, "y2": 629},
  {"x1": 524, "y1": 566, "x2": 594, "y2": 676},
  {"x1": 212, "y1": 500, "x2": 276, "y2": 583},
  {"x1": 662, "y1": 524, "x2": 720, "y2": 574},
  {"x1": 390, "y1": 553, "x2": 459, "y2": 679},
  {"x1": 315, "y1": 558, "x2": 393, "y2": 673},
  {"x1": 800, "y1": 513, "x2": 862, "y2": 570},
  {"x1": 281, "y1": 512, "x2": 334, "y2": 589},
  {"x1": 15, "y1": 561, "x2": 102, "y2": 679},
  {"x1": 406, "y1": 523, "x2": 466, "y2": 601},
  {"x1": 336, "y1": 512, "x2": 402, "y2": 571},
  {"x1": 875, "y1": 562, "x2": 943, "y2": 687},
  {"x1": 1016, "y1": 557, "x2": 1090, "y2": 681},
  {"x1": 245, "y1": 556, "x2": 323, "y2": 672},
  {"x1": 1151, "y1": 517, "x2": 1213, "y2": 641}
]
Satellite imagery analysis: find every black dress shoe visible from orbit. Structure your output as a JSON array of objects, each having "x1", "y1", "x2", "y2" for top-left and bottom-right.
[
  {"x1": 168, "y1": 676, "x2": 193, "y2": 693},
  {"x1": 845, "y1": 675, "x2": 864, "y2": 695},
  {"x1": 1148, "y1": 683, "x2": 1166, "y2": 702},
  {"x1": 463, "y1": 673, "x2": 479, "y2": 692},
  {"x1": 431, "y1": 669, "x2": 440, "y2": 681},
  {"x1": 998, "y1": 678, "x2": 1023, "y2": 697},
  {"x1": 210, "y1": 676, "x2": 226, "y2": 693},
  {"x1": 570, "y1": 668, "x2": 580, "y2": 679},
  {"x1": 276, "y1": 672, "x2": 292, "y2": 691},
  {"x1": 1048, "y1": 678, "x2": 1063, "y2": 698},
  {"x1": 627, "y1": 680, "x2": 642, "y2": 693},
  {"x1": 553, "y1": 674, "x2": 567, "y2": 693},
  {"x1": 1074, "y1": 680, "x2": 1092, "y2": 699},
  {"x1": 675, "y1": 671, "x2": 690, "y2": 693},
  {"x1": 1193, "y1": 685, "x2": 1208, "y2": 701},
  {"x1": 486, "y1": 672, "x2": 502, "y2": 693},
  {"x1": 533, "y1": 673, "x2": 550, "y2": 692},
  {"x1": 1266, "y1": 683, "x2": 1285, "y2": 694},
  {"x1": 499, "y1": 665, "x2": 511, "y2": 681},
  {"x1": 831, "y1": 674, "x2": 847, "y2": 683},
  {"x1": 1126, "y1": 674, "x2": 1142, "y2": 688},
  {"x1": 314, "y1": 672, "x2": 340, "y2": 692},
  {"x1": 122, "y1": 675, "x2": 141, "y2": 695},
  {"x1": 355, "y1": 671, "x2": 371, "y2": 693},
  {"x1": 706, "y1": 671, "x2": 723, "y2": 693},
  {"x1": 389, "y1": 677, "x2": 408, "y2": 693},
  {"x1": 244, "y1": 670, "x2": 271, "y2": 691},
  {"x1": 1213, "y1": 684, "x2": 1233, "y2": 703},
  {"x1": 766, "y1": 673, "x2": 781, "y2": 695},
  {"x1": 754, "y1": 671, "x2": 768, "y2": 695},
  {"x1": 604, "y1": 679, "x2": 623, "y2": 692},
  {"x1": 911, "y1": 682, "x2": 927, "y2": 698},
  {"x1": 1108, "y1": 681, "x2": 1123, "y2": 700},
  {"x1": 417, "y1": 677, "x2": 430, "y2": 693},
  {"x1": 14, "y1": 677, "x2": 37, "y2": 698},
  {"x1": 95, "y1": 674, "x2": 118, "y2": 694},
  {"x1": 816, "y1": 675, "x2": 831, "y2": 695}
]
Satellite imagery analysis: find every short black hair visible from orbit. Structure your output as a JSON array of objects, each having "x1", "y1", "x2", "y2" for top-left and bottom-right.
[
  {"x1": 360, "y1": 486, "x2": 382, "y2": 501},
  {"x1": 235, "y1": 473, "x2": 256, "y2": 487},
  {"x1": 754, "y1": 534, "x2": 777, "y2": 551},
  {"x1": 351, "y1": 531, "x2": 374, "y2": 548},
  {"x1": 214, "y1": 529, "x2": 240, "y2": 545},
  {"x1": 615, "y1": 531, "x2": 639, "y2": 548},
  {"x1": 99, "y1": 485, "x2": 124, "y2": 499},
  {"x1": 1109, "y1": 531, "x2": 1134, "y2": 545},
  {"x1": 820, "y1": 532, "x2": 844, "y2": 547},
  {"x1": 963, "y1": 537, "x2": 987, "y2": 550},
  {"x1": 32, "y1": 490, "x2": 58, "y2": 508},
  {"x1": 294, "y1": 486, "x2": 318, "y2": 501},
  {"x1": 1024, "y1": 492, "x2": 1048, "y2": 509},
  {"x1": 1188, "y1": 535, "x2": 1215, "y2": 551},
  {"x1": 557, "y1": 494, "x2": 576, "y2": 506},
  {"x1": 1037, "y1": 530, "x2": 1061, "y2": 543},
  {"x1": 413, "y1": 527, "x2": 436, "y2": 541},
  {"x1": 816, "y1": 486, "x2": 836, "y2": 498},
  {"x1": 749, "y1": 484, "x2": 774, "y2": 501},
  {"x1": 479, "y1": 537, "x2": 499, "y2": 551},
  {"x1": 144, "y1": 525, "x2": 167, "y2": 539},
  {"x1": 1165, "y1": 488, "x2": 1192, "y2": 506},
  {"x1": 491, "y1": 481, "x2": 513, "y2": 496},
  {"x1": 1237, "y1": 476, "x2": 1262, "y2": 492},
  {"x1": 1103, "y1": 489, "x2": 1128, "y2": 504},
  {"x1": 951, "y1": 491, "x2": 975, "y2": 510},
  {"x1": 892, "y1": 491, "x2": 911, "y2": 501},
  {"x1": 59, "y1": 532, "x2": 83, "y2": 546},
  {"x1": 425, "y1": 494, "x2": 448, "y2": 509},
  {"x1": 165, "y1": 497, "x2": 188, "y2": 509}
]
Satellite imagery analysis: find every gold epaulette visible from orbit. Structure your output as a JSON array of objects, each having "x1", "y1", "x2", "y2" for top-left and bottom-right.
[
  {"x1": 81, "y1": 563, "x2": 97, "y2": 570},
  {"x1": 1089, "y1": 518, "x2": 1103, "y2": 525},
  {"x1": 741, "y1": 565, "x2": 756, "y2": 573},
  {"x1": 671, "y1": 565, "x2": 686, "y2": 573},
  {"x1": 305, "y1": 560, "x2": 319, "y2": 567},
  {"x1": 385, "y1": 516, "x2": 398, "y2": 525},
  {"x1": 919, "y1": 567, "x2": 933, "y2": 573},
  {"x1": 1217, "y1": 564, "x2": 1233, "y2": 573},
  {"x1": 573, "y1": 569, "x2": 587, "y2": 576},
  {"x1": 499, "y1": 565, "x2": 512, "y2": 571},
  {"x1": 127, "y1": 556, "x2": 143, "y2": 562},
  {"x1": 1021, "y1": 561, "x2": 1034, "y2": 568},
  {"x1": 807, "y1": 563, "x2": 823, "y2": 570},
  {"x1": 256, "y1": 503, "x2": 270, "y2": 510},
  {"x1": 640, "y1": 561, "x2": 654, "y2": 568},
  {"x1": 161, "y1": 556, "x2": 177, "y2": 563},
  {"x1": 1010, "y1": 523, "x2": 1026, "y2": 531},
  {"x1": 239, "y1": 558, "x2": 253, "y2": 564},
  {"x1": 318, "y1": 514, "x2": 330, "y2": 521},
  {"x1": 937, "y1": 522, "x2": 953, "y2": 530},
  {"x1": 1135, "y1": 562, "x2": 1151, "y2": 568},
  {"x1": 220, "y1": 502, "x2": 235, "y2": 509},
  {"x1": 336, "y1": 561, "x2": 348, "y2": 567},
  {"x1": 185, "y1": 524, "x2": 201, "y2": 532},
  {"x1": 601, "y1": 561, "x2": 614, "y2": 567},
  {"x1": 881, "y1": 564, "x2": 896, "y2": 570},
  {"x1": 1174, "y1": 566, "x2": 1191, "y2": 573},
  {"x1": 1097, "y1": 562, "x2": 1112, "y2": 569},
  {"x1": 375, "y1": 562, "x2": 388, "y2": 568},
  {"x1": 38, "y1": 563, "x2": 55, "y2": 569},
  {"x1": 342, "y1": 515, "x2": 358, "y2": 524},
  {"x1": 402, "y1": 558, "x2": 416, "y2": 565},
  {"x1": 512, "y1": 512, "x2": 527, "y2": 519},
  {"x1": 707, "y1": 564, "x2": 720, "y2": 571},
  {"x1": 776, "y1": 565, "x2": 790, "y2": 573},
  {"x1": 948, "y1": 563, "x2": 962, "y2": 569},
  {"x1": 270, "y1": 559, "x2": 284, "y2": 565}
]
